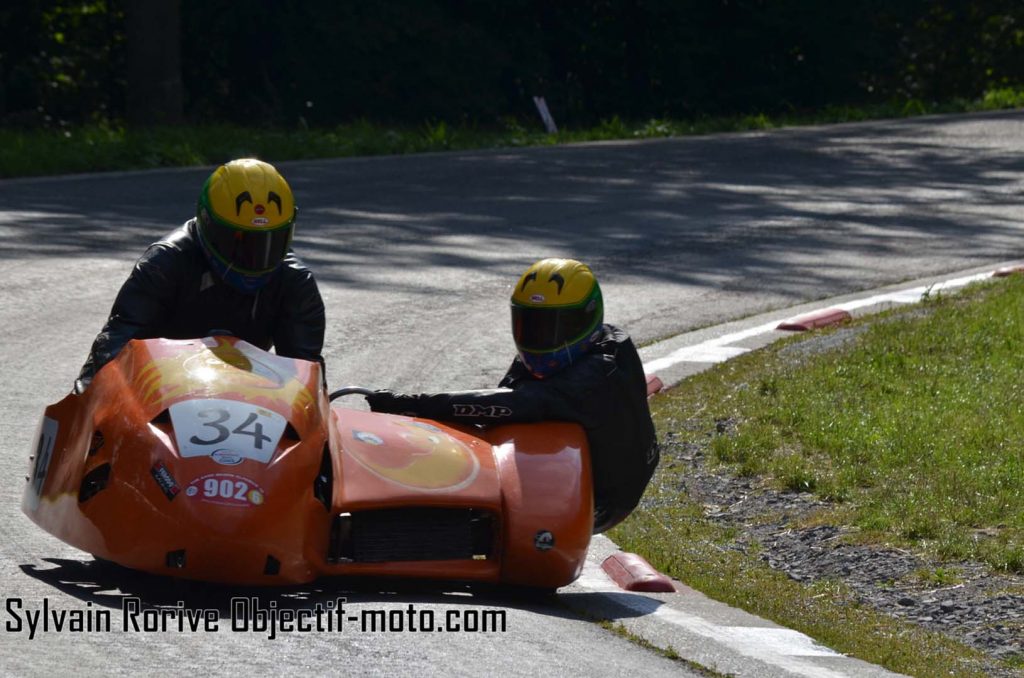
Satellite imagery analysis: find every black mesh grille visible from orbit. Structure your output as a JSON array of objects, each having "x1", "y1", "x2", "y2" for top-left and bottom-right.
[{"x1": 329, "y1": 508, "x2": 495, "y2": 563}]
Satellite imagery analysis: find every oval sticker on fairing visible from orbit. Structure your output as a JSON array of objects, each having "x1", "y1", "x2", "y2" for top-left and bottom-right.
[
  {"x1": 170, "y1": 399, "x2": 287, "y2": 464},
  {"x1": 211, "y1": 449, "x2": 244, "y2": 466}
]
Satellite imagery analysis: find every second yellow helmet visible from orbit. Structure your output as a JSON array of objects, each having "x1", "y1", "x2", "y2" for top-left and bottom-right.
[{"x1": 510, "y1": 258, "x2": 604, "y2": 377}]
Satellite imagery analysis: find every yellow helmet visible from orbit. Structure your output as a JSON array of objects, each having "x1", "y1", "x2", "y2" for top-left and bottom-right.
[
  {"x1": 196, "y1": 158, "x2": 296, "y2": 292},
  {"x1": 510, "y1": 258, "x2": 604, "y2": 378}
]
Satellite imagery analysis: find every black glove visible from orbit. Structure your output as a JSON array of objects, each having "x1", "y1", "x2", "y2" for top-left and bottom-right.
[
  {"x1": 365, "y1": 390, "x2": 424, "y2": 416},
  {"x1": 365, "y1": 389, "x2": 395, "y2": 412}
]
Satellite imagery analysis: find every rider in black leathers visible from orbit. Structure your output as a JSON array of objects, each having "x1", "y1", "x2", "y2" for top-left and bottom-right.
[
  {"x1": 77, "y1": 159, "x2": 325, "y2": 392},
  {"x1": 367, "y1": 259, "x2": 658, "y2": 534}
]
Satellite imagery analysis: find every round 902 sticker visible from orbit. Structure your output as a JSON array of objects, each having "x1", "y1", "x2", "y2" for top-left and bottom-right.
[{"x1": 186, "y1": 473, "x2": 265, "y2": 508}]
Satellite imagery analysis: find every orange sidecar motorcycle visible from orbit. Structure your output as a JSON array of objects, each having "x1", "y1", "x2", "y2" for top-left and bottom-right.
[{"x1": 22, "y1": 337, "x2": 593, "y2": 588}]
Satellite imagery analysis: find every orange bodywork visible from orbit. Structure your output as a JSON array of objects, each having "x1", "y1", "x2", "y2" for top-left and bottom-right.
[{"x1": 23, "y1": 337, "x2": 593, "y2": 587}]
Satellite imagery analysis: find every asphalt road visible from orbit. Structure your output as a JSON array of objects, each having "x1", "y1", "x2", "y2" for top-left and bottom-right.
[{"x1": 2, "y1": 110, "x2": 1023, "y2": 675}]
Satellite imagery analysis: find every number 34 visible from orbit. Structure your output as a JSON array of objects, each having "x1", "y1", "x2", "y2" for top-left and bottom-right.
[{"x1": 190, "y1": 409, "x2": 272, "y2": 449}]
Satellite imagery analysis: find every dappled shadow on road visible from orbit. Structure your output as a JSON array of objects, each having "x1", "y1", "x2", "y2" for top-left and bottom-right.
[
  {"x1": 0, "y1": 169, "x2": 207, "y2": 259},
  {"x1": 3, "y1": 112, "x2": 1024, "y2": 304},
  {"x1": 18, "y1": 557, "x2": 586, "y2": 621}
]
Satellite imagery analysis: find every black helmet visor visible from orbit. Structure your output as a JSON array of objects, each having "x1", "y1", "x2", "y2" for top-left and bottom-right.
[
  {"x1": 203, "y1": 218, "x2": 293, "y2": 273},
  {"x1": 511, "y1": 303, "x2": 597, "y2": 352}
]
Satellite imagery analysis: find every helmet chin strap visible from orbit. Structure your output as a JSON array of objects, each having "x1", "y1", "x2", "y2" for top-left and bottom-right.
[
  {"x1": 224, "y1": 235, "x2": 240, "y2": 278},
  {"x1": 222, "y1": 237, "x2": 257, "y2": 302}
]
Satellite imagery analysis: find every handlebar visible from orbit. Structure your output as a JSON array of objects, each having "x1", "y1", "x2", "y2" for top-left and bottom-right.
[{"x1": 328, "y1": 386, "x2": 376, "y2": 402}]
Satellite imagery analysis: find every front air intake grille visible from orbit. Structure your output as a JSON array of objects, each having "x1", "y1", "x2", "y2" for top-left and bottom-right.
[
  {"x1": 329, "y1": 508, "x2": 495, "y2": 563},
  {"x1": 78, "y1": 463, "x2": 111, "y2": 502}
]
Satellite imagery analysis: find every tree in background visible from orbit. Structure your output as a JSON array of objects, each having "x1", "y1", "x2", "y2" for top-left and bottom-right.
[
  {"x1": 0, "y1": 0, "x2": 123, "y2": 126},
  {"x1": 125, "y1": 0, "x2": 182, "y2": 125},
  {"x1": 2, "y1": 1, "x2": 1023, "y2": 128}
]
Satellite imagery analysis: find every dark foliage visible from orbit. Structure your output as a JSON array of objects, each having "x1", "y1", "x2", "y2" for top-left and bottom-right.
[
  {"x1": 0, "y1": 1, "x2": 124, "y2": 127},
  {"x1": 2, "y1": 1, "x2": 1023, "y2": 127}
]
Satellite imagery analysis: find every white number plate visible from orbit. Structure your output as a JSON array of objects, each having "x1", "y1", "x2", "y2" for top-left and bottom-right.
[
  {"x1": 169, "y1": 399, "x2": 287, "y2": 464},
  {"x1": 26, "y1": 416, "x2": 59, "y2": 511}
]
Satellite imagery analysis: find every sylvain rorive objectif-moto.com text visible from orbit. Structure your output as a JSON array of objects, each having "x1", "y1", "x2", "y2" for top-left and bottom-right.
[{"x1": 4, "y1": 597, "x2": 507, "y2": 640}]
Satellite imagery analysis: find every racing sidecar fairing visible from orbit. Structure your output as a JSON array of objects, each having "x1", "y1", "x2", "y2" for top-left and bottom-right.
[{"x1": 23, "y1": 337, "x2": 593, "y2": 587}]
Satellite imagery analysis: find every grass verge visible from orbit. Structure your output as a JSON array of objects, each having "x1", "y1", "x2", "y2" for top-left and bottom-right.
[
  {"x1": 613, "y1": 506, "x2": 995, "y2": 677},
  {"x1": 611, "y1": 276, "x2": 1024, "y2": 676},
  {"x1": 3, "y1": 88, "x2": 1024, "y2": 178}
]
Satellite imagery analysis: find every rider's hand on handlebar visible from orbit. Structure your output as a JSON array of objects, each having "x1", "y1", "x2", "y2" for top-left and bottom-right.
[
  {"x1": 365, "y1": 389, "x2": 396, "y2": 412},
  {"x1": 365, "y1": 390, "x2": 422, "y2": 417}
]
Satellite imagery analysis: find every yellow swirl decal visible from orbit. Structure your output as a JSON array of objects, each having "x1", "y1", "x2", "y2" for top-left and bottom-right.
[
  {"x1": 131, "y1": 338, "x2": 316, "y2": 427},
  {"x1": 347, "y1": 420, "x2": 479, "y2": 492}
]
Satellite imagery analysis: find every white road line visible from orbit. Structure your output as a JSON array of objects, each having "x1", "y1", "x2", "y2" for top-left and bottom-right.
[
  {"x1": 834, "y1": 271, "x2": 993, "y2": 312},
  {"x1": 576, "y1": 567, "x2": 852, "y2": 678},
  {"x1": 642, "y1": 344, "x2": 750, "y2": 369},
  {"x1": 643, "y1": 270, "x2": 998, "y2": 374},
  {"x1": 642, "y1": 320, "x2": 778, "y2": 372}
]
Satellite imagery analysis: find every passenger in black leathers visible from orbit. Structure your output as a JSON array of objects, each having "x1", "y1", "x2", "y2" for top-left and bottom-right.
[
  {"x1": 76, "y1": 159, "x2": 325, "y2": 392},
  {"x1": 367, "y1": 259, "x2": 658, "y2": 534}
]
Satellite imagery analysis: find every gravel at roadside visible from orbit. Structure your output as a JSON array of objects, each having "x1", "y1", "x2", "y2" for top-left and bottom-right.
[{"x1": 657, "y1": 429, "x2": 1024, "y2": 677}]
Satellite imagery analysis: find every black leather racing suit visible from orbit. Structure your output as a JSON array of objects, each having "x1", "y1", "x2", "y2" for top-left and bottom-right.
[
  {"x1": 366, "y1": 324, "x2": 659, "y2": 533},
  {"x1": 77, "y1": 219, "x2": 326, "y2": 388}
]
